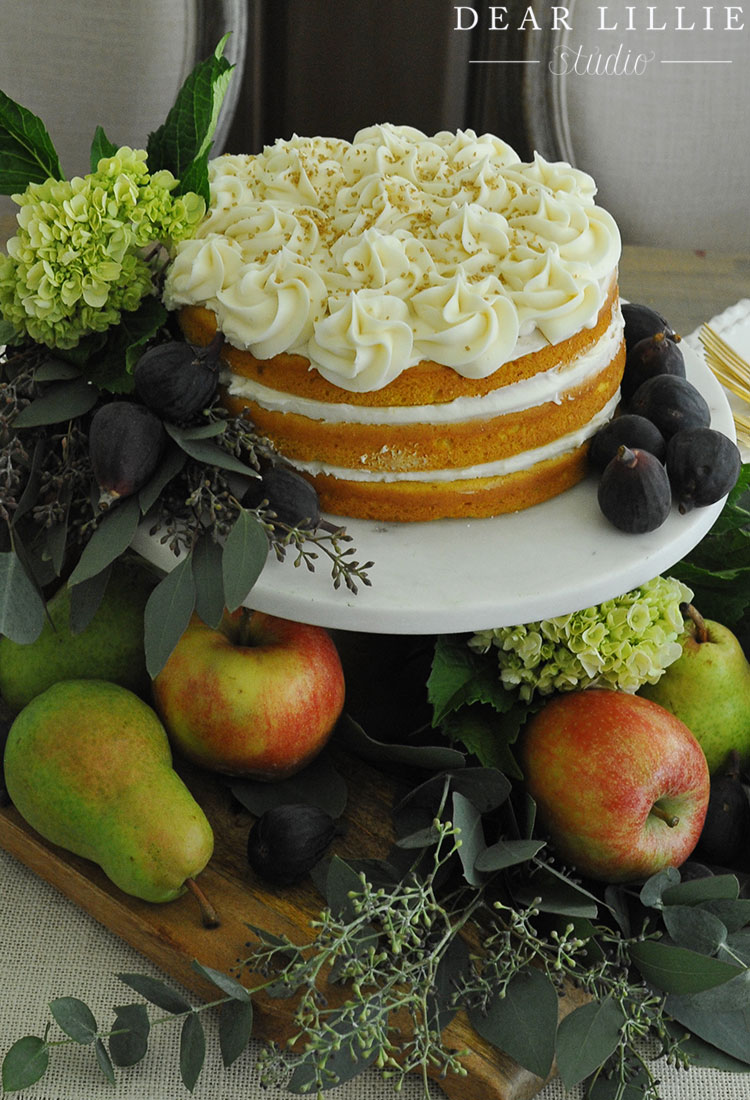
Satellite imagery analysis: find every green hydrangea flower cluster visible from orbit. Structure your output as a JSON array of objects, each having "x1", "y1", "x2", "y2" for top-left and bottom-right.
[
  {"x1": 469, "y1": 575, "x2": 693, "y2": 701},
  {"x1": 0, "y1": 147, "x2": 205, "y2": 349}
]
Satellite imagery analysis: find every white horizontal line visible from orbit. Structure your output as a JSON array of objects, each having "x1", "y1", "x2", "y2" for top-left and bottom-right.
[
  {"x1": 661, "y1": 58, "x2": 733, "y2": 64},
  {"x1": 468, "y1": 59, "x2": 541, "y2": 64}
]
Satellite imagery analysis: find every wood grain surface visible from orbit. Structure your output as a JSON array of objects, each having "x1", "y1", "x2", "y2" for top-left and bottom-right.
[{"x1": 0, "y1": 746, "x2": 590, "y2": 1100}]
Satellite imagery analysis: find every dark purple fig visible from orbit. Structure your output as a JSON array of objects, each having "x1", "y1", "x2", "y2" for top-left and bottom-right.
[
  {"x1": 597, "y1": 446, "x2": 672, "y2": 533},
  {"x1": 134, "y1": 340, "x2": 220, "y2": 423},
  {"x1": 589, "y1": 413, "x2": 666, "y2": 472},
  {"x1": 247, "y1": 803, "x2": 338, "y2": 884},
  {"x1": 666, "y1": 427, "x2": 741, "y2": 513},
  {"x1": 89, "y1": 401, "x2": 166, "y2": 507},
  {"x1": 242, "y1": 463, "x2": 321, "y2": 530},
  {"x1": 621, "y1": 302, "x2": 677, "y2": 353},
  {"x1": 620, "y1": 331, "x2": 685, "y2": 403},
  {"x1": 628, "y1": 375, "x2": 711, "y2": 440}
]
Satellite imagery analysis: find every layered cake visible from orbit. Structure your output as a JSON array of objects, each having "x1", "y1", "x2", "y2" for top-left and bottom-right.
[{"x1": 165, "y1": 125, "x2": 624, "y2": 522}]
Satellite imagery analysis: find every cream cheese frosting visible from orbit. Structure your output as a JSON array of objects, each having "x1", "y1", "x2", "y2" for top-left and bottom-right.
[{"x1": 164, "y1": 124, "x2": 621, "y2": 393}]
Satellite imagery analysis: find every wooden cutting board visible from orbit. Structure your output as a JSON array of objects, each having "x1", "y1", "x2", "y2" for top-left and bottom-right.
[{"x1": 0, "y1": 748, "x2": 584, "y2": 1100}]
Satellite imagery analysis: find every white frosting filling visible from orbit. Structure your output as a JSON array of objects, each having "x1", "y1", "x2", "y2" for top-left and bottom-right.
[
  {"x1": 164, "y1": 125, "x2": 621, "y2": 393},
  {"x1": 226, "y1": 311, "x2": 623, "y2": 427},
  {"x1": 286, "y1": 393, "x2": 620, "y2": 484}
]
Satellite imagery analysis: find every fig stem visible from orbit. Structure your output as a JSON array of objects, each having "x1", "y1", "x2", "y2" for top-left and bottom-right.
[
  {"x1": 681, "y1": 602, "x2": 710, "y2": 644},
  {"x1": 650, "y1": 804, "x2": 679, "y2": 828},
  {"x1": 185, "y1": 876, "x2": 220, "y2": 928}
]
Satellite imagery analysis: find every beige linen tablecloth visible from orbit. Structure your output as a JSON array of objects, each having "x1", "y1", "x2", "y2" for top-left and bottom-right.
[{"x1": 0, "y1": 849, "x2": 744, "y2": 1100}]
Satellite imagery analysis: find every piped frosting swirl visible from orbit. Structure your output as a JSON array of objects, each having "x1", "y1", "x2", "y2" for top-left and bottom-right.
[{"x1": 164, "y1": 125, "x2": 621, "y2": 392}]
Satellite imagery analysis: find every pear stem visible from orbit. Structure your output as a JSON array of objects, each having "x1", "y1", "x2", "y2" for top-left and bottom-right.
[
  {"x1": 650, "y1": 804, "x2": 680, "y2": 828},
  {"x1": 185, "y1": 877, "x2": 220, "y2": 929},
  {"x1": 680, "y1": 602, "x2": 709, "y2": 644}
]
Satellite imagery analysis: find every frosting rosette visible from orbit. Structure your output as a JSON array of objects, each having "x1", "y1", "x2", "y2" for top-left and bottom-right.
[{"x1": 163, "y1": 123, "x2": 621, "y2": 390}]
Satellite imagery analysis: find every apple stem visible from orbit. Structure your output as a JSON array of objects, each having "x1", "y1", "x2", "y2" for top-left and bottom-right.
[
  {"x1": 650, "y1": 804, "x2": 680, "y2": 828},
  {"x1": 185, "y1": 877, "x2": 220, "y2": 929},
  {"x1": 680, "y1": 602, "x2": 709, "y2": 645}
]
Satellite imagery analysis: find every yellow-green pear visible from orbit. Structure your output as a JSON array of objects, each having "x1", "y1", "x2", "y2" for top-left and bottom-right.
[
  {"x1": 0, "y1": 559, "x2": 156, "y2": 713},
  {"x1": 639, "y1": 605, "x2": 750, "y2": 774},
  {"x1": 3, "y1": 680, "x2": 215, "y2": 908}
]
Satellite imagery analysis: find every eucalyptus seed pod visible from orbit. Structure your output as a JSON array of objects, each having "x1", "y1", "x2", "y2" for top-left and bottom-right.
[{"x1": 246, "y1": 803, "x2": 338, "y2": 884}]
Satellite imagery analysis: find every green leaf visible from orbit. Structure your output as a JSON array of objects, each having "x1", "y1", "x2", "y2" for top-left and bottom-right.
[
  {"x1": 80, "y1": 296, "x2": 168, "y2": 393},
  {"x1": 0, "y1": 550, "x2": 45, "y2": 643},
  {"x1": 49, "y1": 997, "x2": 98, "y2": 1044},
  {"x1": 222, "y1": 508, "x2": 268, "y2": 611},
  {"x1": 229, "y1": 751, "x2": 348, "y2": 819},
  {"x1": 629, "y1": 939, "x2": 742, "y2": 994},
  {"x1": 143, "y1": 554, "x2": 196, "y2": 678},
  {"x1": 515, "y1": 863, "x2": 601, "y2": 919},
  {"x1": 94, "y1": 1038, "x2": 116, "y2": 1085},
  {"x1": 69, "y1": 563, "x2": 112, "y2": 635},
  {"x1": 147, "y1": 35, "x2": 235, "y2": 202},
  {"x1": 428, "y1": 635, "x2": 519, "y2": 724},
  {"x1": 191, "y1": 961, "x2": 252, "y2": 1002},
  {"x1": 586, "y1": 1064, "x2": 652, "y2": 1099},
  {"x1": 12, "y1": 377, "x2": 99, "y2": 427},
  {"x1": 33, "y1": 358, "x2": 81, "y2": 382},
  {"x1": 441, "y1": 702, "x2": 527, "y2": 778},
  {"x1": 555, "y1": 996, "x2": 624, "y2": 1089},
  {"x1": 165, "y1": 422, "x2": 258, "y2": 477},
  {"x1": 138, "y1": 443, "x2": 187, "y2": 516},
  {"x1": 218, "y1": 999, "x2": 254, "y2": 1068},
  {"x1": 1, "y1": 1036, "x2": 49, "y2": 1092},
  {"x1": 662, "y1": 904, "x2": 729, "y2": 956},
  {"x1": 335, "y1": 713, "x2": 465, "y2": 772},
  {"x1": 704, "y1": 899, "x2": 750, "y2": 934},
  {"x1": 0, "y1": 89, "x2": 62, "y2": 192},
  {"x1": 669, "y1": 1024, "x2": 750, "y2": 1072},
  {"x1": 469, "y1": 967, "x2": 558, "y2": 1079},
  {"x1": 191, "y1": 533, "x2": 226, "y2": 628},
  {"x1": 452, "y1": 790, "x2": 485, "y2": 887},
  {"x1": 109, "y1": 1004, "x2": 150, "y2": 1067},
  {"x1": 474, "y1": 837, "x2": 546, "y2": 873},
  {"x1": 67, "y1": 496, "x2": 141, "y2": 586},
  {"x1": 117, "y1": 973, "x2": 192, "y2": 1015},
  {"x1": 288, "y1": 1001, "x2": 380, "y2": 1093},
  {"x1": 89, "y1": 125, "x2": 118, "y2": 172},
  {"x1": 639, "y1": 866, "x2": 682, "y2": 909},
  {"x1": 179, "y1": 1012, "x2": 205, "y2": 1092},
  {"x1": 666, "y1": 995, "x2": 750, "y2": 1063},
  {"x1": 662, "y1": 874, "x2": 740, "y2": 907}
]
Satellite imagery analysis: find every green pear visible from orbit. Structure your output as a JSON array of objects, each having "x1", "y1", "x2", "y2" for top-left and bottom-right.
[
  {"x1": 3, "y1": 680, "x2": 215, "y2": 909},
  {"x1": 639, "y1": 605, "x2": 750, "y2": 774},
  {"x1": 0, "y1": 559, "x2": 156, "y2": 713}
]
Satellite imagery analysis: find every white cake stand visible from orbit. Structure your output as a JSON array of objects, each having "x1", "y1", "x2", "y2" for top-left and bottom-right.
[{"x1": 131, "y1": 344, "x2": 736, "y2": 635}]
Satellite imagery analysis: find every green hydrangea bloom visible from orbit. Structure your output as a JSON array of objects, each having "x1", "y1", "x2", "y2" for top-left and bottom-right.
[
  {"x1": 469, "y1": 575, "x2": 693, "y2": 701},
  {"x1": 0, "y1": 147, "x2": 205, "y2": 349}
]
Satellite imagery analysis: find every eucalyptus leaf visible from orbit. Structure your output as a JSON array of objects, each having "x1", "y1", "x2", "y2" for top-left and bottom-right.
[
  {"x1": 179, "y1": 1012, "x2": 205, "y2": 1093},
  {"x1": 325, "y1": 856, "x2": 368, "y2": 923},
  {"x1": 662, "y1": 904, "x2": 728, "y2": 956},
  {"x1": 665, "y1": 995, "x2": 750, "y2": 1063},
  {"x1": 69, "y1": 563, "x2": 112, "y2": 635},
  {"x1": 229, "y1": 751, "x2": 348, "y2": 819},
  {"x1": 117, "y1": 973, "x2": 192, "y2": 1015},
  {"x1": 0, "y1": 550, "x2": 45, "y2": 644},
  {"x1": 395, "y1": 824, "x2": 442, "y2": 850},
  {"x1": 191, "y1": 961, "x2": 252, "y2": 1002},
  {"x1": 143, "y1": 554, "x2": 196, "y2": 678},
  {"x1": 474, "y1": 837, "x2": 545, "y2": 873},
  {"x1": 335, "y1": 713, "x2": 465, "y2": 771},
  {"x1": 629, "y1": 939, "x2": 742, "y2": 995},
  {"x1": 705, "y1": 899, "x2": 750, "y2": 934},
  {"x1": 555, "y1": 996, "x2": 624, "y2": 1089},
  {"x1": 49, "y1": 997, "x2": 98, "y2": 1044},
  {"x1": 586, "y1": 1065, "x2": 652, "y2": 1100},
  {"x1": 138, "y1": 444, "x2": 186, "y2": 516},
  {"x1": 33, "y1": 358, "x2": 81, "y2": 382},
  {"x1": 12, "y1": 377, "x2": 99, "y2": 427},
  {"x1": 222, "y1": 509, "x2": 268, "y2": 611},
  {"x1": 191, "y1": 533, "x2": 226, "y2": 629},
  {"x1": 287, "y1": 1000, "x2": 380, "y2": 1093},
  {"x1": 639, "y1": 866, "x2": 682, "y2": 909},
  {"x1": 94, "y1": 1038, "x2": 116, "y2": 1085},
  {"x1": 1, "y1": 1035, "x2": 49, "y2": 1092},
  {"x1": 218, "y1": 998, "x2": 254, "y2": 1068},
  {"x1": 452, "y1": 790, "x2": 485, "y2": 887},
  {"x1": 515, "y1": 863, "x2": 601, "y2": 919},
  {"x1": 0, "y1": 89, "x2": 62, "y2": 192},
  {"x1": 661, "y1": 874, "x2": 740, "y2": 907},
  {"x1": 67, "y1": 496, "x2": 141, "y2": 586},
  {"x1": 164, "y1": 423, "x2": 257, "y2": 477},
  {"x1": 720, "y1": 930, "x2": 750, "y2": 967},
  {"x1": 428, "y1": 933, "x2": 470, "y2": 1032},
  {"x1": 10, "y1": 438, "x2": 43, "y2": 524},
  {"x1": 669, "y1": 1025, "x2": 750, "y2": 1072},
  {"x1": 108, "y1": 1004, "x2": 150, "y2": 1067},
  {"x1": 469, "y1": 966, "x2": 558, "y2": 1080}
]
